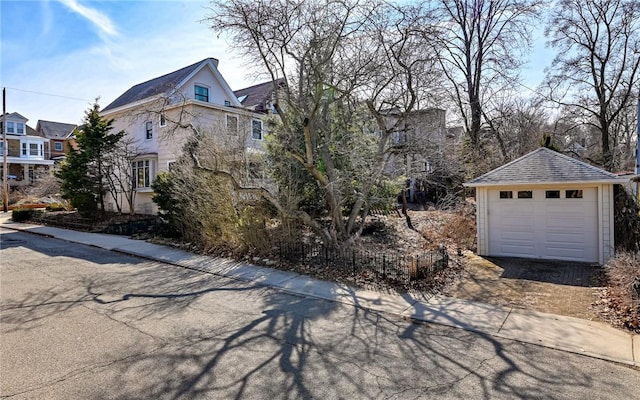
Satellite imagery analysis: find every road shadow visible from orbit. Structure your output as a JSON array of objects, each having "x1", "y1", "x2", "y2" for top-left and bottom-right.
[
  {"x1": 2, "y1": 241, "x2": 632, "y2": 399},
  {"x1": 0, "y1": 229, "x2": 145, "y2": 266}
]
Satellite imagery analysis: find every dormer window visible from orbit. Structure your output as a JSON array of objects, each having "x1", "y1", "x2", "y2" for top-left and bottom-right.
[
  {"x1": 16, "y1": 123, "x2": 24, "y2": 134},
  {"x1": 6, "y1": 122, "x2": 14, "y2": 134},
  {"x1": 195, "y1": 85, "x2": 209, "y2": 102}
]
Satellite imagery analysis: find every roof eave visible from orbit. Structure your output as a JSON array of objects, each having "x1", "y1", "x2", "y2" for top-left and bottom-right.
[{"x1": 464, "y1": 178, "x2": 631, "y2": 188}]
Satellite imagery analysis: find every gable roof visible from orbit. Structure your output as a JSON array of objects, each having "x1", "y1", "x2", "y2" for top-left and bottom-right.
[
  {"x1": 36, "y1": 120, "x2": 77, "y2": 139},
  {"x1": 465, "y1": 147, "x2": 622, "y2": 187},
  {"x1": 1, "y1": 112, "x2": 28, "y2": 121},
  {"x1": 234, "y1": 79, "x2": 285, "y2": 112},
  {"x1": 103, "y1": 57, "x2": 239, "y2": 112}
]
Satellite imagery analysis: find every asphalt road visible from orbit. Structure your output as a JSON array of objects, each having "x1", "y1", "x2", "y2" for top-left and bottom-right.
[{"x1": 1, "y1": 228, "x2": 638, "y2": 399}]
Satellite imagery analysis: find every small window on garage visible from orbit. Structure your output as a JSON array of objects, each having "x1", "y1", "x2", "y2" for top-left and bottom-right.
[
  {"x1": 545, "y1": 190, "x2": 561, "y2": 199},
  {"x1": 499, "y1": 191, "x2": 513, "y2": 199},
  {"x1": 517, "y1": 191, "x2": 532, "y2": 199},
  {"x1": 566, "y1": 189, "x2": 583, "y2": 198}
]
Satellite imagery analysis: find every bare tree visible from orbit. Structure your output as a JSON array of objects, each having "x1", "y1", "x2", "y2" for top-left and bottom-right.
[
  {"x1": 207, "y1": 0, "x2": 439, "y2": 246},
  {"x1": 425, "y1": 0, "x2": 541, "y2": 155},
  {"x1": 103, "y1": 136, "x2": 142, "y2": 214},
  {"x1": 544, "y1": 0, "x2": 640, "y2": 170}
]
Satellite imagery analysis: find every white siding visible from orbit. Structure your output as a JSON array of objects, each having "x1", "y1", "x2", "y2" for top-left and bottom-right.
[{"x1": 482, "y1": 185, "x2": 601, "y2": 263}]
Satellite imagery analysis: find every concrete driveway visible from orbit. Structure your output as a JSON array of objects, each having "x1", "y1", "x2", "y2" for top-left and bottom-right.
[{"x1": 445, "y1": 253, "x2": 604, "y2": 321}]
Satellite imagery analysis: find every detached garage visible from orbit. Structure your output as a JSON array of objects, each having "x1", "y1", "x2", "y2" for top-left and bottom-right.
[{"x1": 465, "y1": 148, "x2": 625, "y2": 265}]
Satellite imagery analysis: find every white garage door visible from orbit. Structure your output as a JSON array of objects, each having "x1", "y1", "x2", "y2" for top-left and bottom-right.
[{"x1": 487, "y1": 188, "x2": 598, "y2": 262}]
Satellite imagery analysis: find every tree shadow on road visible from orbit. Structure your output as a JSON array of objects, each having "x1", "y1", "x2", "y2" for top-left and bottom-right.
[{"x1": 2, "y1": 247, "x2": 634, "y2": 399}]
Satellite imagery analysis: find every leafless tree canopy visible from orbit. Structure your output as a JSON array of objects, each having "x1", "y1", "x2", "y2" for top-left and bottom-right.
[
  {"x1": 207, "y1": 0, "x2": 442, "y2": 245},
  {"x1": 427, "y1": 0, "x2": 542, "y2": 152},
  {"x1": 544, "y1": 0, "x2": 640, "y2": 170}
]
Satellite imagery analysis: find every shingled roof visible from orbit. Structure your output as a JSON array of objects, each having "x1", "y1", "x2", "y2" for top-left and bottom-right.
[
  {"x1": 234, "y1": 79, "x2": 285, "y2": 112},
  {"x1": 37, "y1": 120, "x2": 77, "y2": 139},
  {"x1": 465, "y1": 147, "x2": 621, "y2": 186},
  {"x1": 102, "y1": 58, "x2": 219, "y2": 112}
]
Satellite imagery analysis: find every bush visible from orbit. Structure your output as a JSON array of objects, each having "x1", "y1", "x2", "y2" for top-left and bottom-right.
[
  {"x1": 605, "y1": 251, "x2": 640, "y2": 330},
  {"x1": 440, "y1": 213, "x2": 476, "y2": 251},
  {"x1": 12, "y1": 208, "x2": 35, "y2": 222},
  {"x1": 614, "y1": 185, "x2": 640, "y2": 252},
  {"x1": 45, "y1": 203, "x2": 66, "y2": 211}
]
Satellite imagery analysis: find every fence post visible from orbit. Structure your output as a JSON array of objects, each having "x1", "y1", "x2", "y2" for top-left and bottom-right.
[
  {"x1": 382, "y1": 254, "x2": 386, "y2": 279},
  {"x1": 324, "y1": 246, "x2": 328, "y2": 268},
  {"x1": 352, "y1": 250, "x2": 356, "y2": 274}
]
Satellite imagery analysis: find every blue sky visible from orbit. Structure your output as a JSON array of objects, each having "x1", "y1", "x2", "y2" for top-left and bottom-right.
[
  {"x1": 0, "y1": 0, "x2": 555, "y2": 126},
  {"x1": 0, "y1": 0, "x2": 256, "y2": 125}
]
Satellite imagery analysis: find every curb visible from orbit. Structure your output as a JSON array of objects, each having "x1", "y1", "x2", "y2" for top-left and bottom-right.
[{"x1": 1, "y1": 221, "x2": 638, "y2": 367}]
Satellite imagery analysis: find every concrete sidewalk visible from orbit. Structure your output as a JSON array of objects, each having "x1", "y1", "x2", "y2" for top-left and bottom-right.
[{"x1": 1, "y1": 217, "x2": 638, "y2": 367}]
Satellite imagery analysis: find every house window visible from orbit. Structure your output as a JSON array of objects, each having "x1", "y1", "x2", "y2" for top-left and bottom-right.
[
  {"x1": 252, "y1": 119, "x2": 263, "y2": 140},
  {"x1": 22, "y1": 143, "x2": 27, "y2": 155},
  {"x1": 29, "y1": 143, "x2": 38, "y2": 156},
  {"x1": 16, "y1": 123, "x2": 24, "y2": 134},
  {"x1": 226, "y1": 115, "x2": 238, "y2": 134},
  {"x1": 545, "y1": 190, "x2": 561, "y2": 199},
  {"x1": 224, "y1": 100, "x2": 231, "y2": 106},
  {"x1": 132, "y1": 160, "x2": 153, "y2": 189},
  {"x1": 159, "y1": 114, "x2": 166, "y2": 127},
  {"x1": 7, "y1": 122, "x2": 14, "y2": 134},
  {"x1": 566, "y1": 190, "x2": 583, "y2": 198},
  {"x1": 517, "y1": 191, "x2": 533, "y2": 199},
  {"x1": 167, "y1": 160, "x2": 176, "y2": 171},
  {"x1": 145, "y1": 121, "x2": 153, "y2": 140},
  {"x1": 54, "y1": 142, "x2": 63, "y2": 151},
  {"x1": 195, "y1": 85, "x2": 209, "y2": 102},
  {"x1": 499, "y1": 191, "x2": 513, "y2": 199}
]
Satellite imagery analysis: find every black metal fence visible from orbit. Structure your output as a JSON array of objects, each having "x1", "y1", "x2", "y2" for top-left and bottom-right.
[{"x1": 278, "y1": 241, "x2": 448, "y2": 283}]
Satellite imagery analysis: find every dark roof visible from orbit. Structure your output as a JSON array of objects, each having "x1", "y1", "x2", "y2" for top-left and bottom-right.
[
  {"x1": 103, "y1": 58, "x2": 219, "y2": 112},
  {"x1": 26, "y1": 125, "x2": 43, "y2": 137},
  {"x1": 465, "y1": 147, "x2": 621, "y2": 186},
  {"x1": 37, "y1": 120, "x2": 77, "y2": 139},
  {"x1": 234, "y1": 79, "x2": 285, "y2": 112}
]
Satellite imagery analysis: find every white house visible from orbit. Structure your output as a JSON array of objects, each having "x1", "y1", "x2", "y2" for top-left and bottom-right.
[
  {"x1": 101, "y1": 58, "x2": 271, "y2": 214},
  {"x1": 465, "y1": 147, "x2": 628, "y2": 264},
  {"x1": 1, "y1": 112, "x2": 54, "y2": 187}
]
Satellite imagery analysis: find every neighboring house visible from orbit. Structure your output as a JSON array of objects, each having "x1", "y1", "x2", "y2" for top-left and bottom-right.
[
  {"x1": 234, "y1": 79, "x2": 285, "y2": 113},
  {"x1": 1, "y1": 112, "x2": 54, "y2": 187},
  {"x1": 385, "y1": 108, "x2": 460, "y2": 202},
  {"x1": 101, "y1": 57, "x2": 270, "y2": 214},
  {"x1": 465, "y1": 147, "x2": 628, "y2": 264},
  {"x1": 35, "y1": 120, "x2": 78, "y2": 161}
]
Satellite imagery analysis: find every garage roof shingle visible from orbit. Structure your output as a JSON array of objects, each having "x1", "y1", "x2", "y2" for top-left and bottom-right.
[{"x1": 466, "y1": 147, "x2": 620, "y2": 186}]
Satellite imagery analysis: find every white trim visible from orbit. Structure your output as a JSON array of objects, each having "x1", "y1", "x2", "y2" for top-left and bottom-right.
[
  {"x1": 194, "y1": 82, "x2": 210, "y2": 102},
  {"x1": 251, "y1": 119, "x2": 263, "y2": 140},
  {"x1": 145, "y1": 120, "x2": 153, "y2": 141},
  {"x1": 226, "y1": 114, "x2": 239, "y2": 134},
  {"x1": 176, "y1": 59, "x2": 242, "y2": 107}
]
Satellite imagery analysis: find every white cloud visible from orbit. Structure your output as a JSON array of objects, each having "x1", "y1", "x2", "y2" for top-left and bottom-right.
[
  {"x1": 57, "y1": 0, "x2": 118, "y2": 37},
  {"x1": 2, "y1": 2, "x2": 262, "y2": 125}
]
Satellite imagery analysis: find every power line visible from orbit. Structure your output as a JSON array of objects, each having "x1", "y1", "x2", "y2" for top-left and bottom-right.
[{"x1": 4, "y1": 87, "x2": 95, "y2": 103}]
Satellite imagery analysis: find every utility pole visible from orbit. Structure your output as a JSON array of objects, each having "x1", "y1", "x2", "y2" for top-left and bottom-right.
[{"x1": 2, "y1": 87, "x2": 8, "y2": 213}]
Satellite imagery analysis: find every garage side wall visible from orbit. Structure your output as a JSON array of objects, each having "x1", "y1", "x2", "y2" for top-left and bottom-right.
[
  {"x1": 475, "y1": 187, "x2": 489, "y2": 256},
  {"x1": 600, "y1": 184, "x2": 615, "y2": 263}
]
